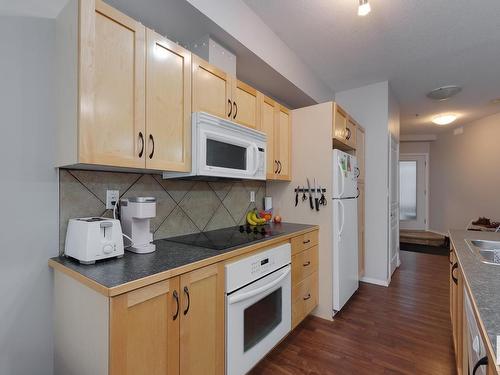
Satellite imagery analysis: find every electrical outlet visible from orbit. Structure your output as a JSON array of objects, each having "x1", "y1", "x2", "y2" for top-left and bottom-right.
[
  {"x1": 106, "y1": 190, "x2": 119, "y2": 209},
  {"x1": 249, "y1": 191, "x2": 256, "y2": 203}
]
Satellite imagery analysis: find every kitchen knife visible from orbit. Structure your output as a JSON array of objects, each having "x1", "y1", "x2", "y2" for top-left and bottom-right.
[
  {"x1": 306, "y1": 178, "x2": 314, "y2": 210},
  {"x1": 314, "y1": 178, "x2": 320, "y2": 211},
  {"x1": 295, "y1": 186, "x2": 299, "y2": 207}
]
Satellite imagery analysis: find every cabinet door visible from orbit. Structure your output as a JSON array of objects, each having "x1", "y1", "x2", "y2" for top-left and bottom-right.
[
  {"x1": 146, "y1": 29, "x2": 191, "y2": 172},
  {"x1": 192, "y1": 56, "x2": 231, "y2": 120},
  {"x1": 180, "y1": 264, "x2": 224, "y2": 375},
  {"x1": 356, "y1": 127, "x2": 365, "y2": 182},
  {"x1": 358, "y1": 183, "x2": 365, "y2": 277},
  {"x1": 333, "y1": 103, "x2": 348, "y2": 143},
  {"x1": 232, "y1": 80, "x2": 260, "y2": 129},
  {"x1": 79, "y1": 0, "x2": 146, "y2": 168},
  {"x1": 260, "y1": 96, "x2": 277, "y2": 179},
  {"x1": 276, "y1": 105, "x2": 292, "y2": 181},
  {"x1": 110, "y1": 278, "x2": 180, "y2": 375},
  {"x1": 346, "y1": 118, "x2": 357, "y2": 149}
]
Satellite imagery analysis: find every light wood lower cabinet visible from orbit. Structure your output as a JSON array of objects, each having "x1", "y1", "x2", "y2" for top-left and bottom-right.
[
  {"x1": 110, "y1": 279, "x2": 180, "y2": 375},
  {"x1": 291, "y1": 231, "x2": 319, "y2": 328},
  {"x1": 179, "y1": 264, "x2": 225, "y2": 375}
]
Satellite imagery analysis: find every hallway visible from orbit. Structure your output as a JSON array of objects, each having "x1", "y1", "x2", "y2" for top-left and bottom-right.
[{"x1": 250, "y1": 251, "x2": 456, "y2": 374}]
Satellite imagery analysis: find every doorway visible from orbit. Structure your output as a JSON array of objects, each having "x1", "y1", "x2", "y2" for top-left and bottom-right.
[{"x1": 399, "y1": 154, "x2": 428, "y2": 230}]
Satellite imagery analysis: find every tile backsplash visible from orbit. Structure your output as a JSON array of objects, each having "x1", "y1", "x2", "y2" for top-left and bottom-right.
[{"x1": 59, "y1": 170, "x2": 266, "y2": 253}]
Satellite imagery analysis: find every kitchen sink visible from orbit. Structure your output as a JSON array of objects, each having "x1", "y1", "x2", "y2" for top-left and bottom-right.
[{"x1": 466, "y1": 239, "x2": 500, "y2": 265}]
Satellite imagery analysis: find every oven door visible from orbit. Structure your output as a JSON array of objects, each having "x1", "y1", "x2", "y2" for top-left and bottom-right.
[
  {"x1": 226, "y1": 264, "x2": 291, "y2": 375},
  {"x1": 198, "y1": 129, "x2": 264, "y2": 179}
]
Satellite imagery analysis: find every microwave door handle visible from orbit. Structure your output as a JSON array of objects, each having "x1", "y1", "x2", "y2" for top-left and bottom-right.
[
  {"x1": 250, "y1": 144, "x2": 259, "y2": 175},
  {"x1": 228, "y1": 265, "x2": 290, "y2": 305}
]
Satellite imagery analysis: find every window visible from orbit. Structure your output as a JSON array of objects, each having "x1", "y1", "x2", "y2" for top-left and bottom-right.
[{"x1": 399, "y1": 161, "x2": 417, "y2": 220}]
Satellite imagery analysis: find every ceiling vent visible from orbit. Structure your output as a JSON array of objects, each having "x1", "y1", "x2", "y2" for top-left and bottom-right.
[{"x1": 426, "y1": 85, "x2": 462, "y2": 101}]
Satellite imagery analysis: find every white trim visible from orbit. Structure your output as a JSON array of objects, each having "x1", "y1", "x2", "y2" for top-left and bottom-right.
[
  {"x1": 360, "y1": 276, "x2": 389, "y2": 287},
  {"x1": 399, "y1": 152, "x2": 429, "y2": 231}
]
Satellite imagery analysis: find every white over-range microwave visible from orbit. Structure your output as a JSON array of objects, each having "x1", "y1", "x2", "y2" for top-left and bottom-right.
[{"x1": 163, "y1": 112, "x2": 266, "y2": 180}]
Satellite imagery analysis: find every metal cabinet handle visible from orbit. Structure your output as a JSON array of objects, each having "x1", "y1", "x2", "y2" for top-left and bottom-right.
[
  {"x1": 303, "y1": 293, "x2": 311, "y2": 301},
  {"x1": 138, "y1": 132, "x2": 144, "y2": 158},
  {"x1": 233, "y1": 101, "x2": 238, "y2": 119},
  {"x1": 183, "y1": 286, "x2": 190, "y2": 315},
  {"x1": 473, "y1": 356, "x2": 488, "y2": 375},
  {"x1": 274, "y1": 160, "x2": 279, "y2": 174},
  {"x1": 228, "y1": 99, "x2": 232, "y2": 117},
  {"x1": 277, "y1": 160, "x2": 282, "y2": 174},
  {"x1": 303, "y1": 239, "x2": 311, "y2": 244},
  {"x1": 345, "y1": 127, "x2": 352, "y2": 140},
  {"x1": 451, "y1": 263, "x2": 458, "y2": 285},
  {"x1": 173, "y1": 290, "x2": 179, "y2": 321},
  {"x1": 303, "y1": 261, "x2": 311, "y2": 267},
  {"x1": 149, "y1": 134, "x2": 155, "y2": 159}
]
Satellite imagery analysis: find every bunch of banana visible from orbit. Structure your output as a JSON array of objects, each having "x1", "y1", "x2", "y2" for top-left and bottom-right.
[{"x1": 246, "y1": 210, "x2": 267, "y2": 226}]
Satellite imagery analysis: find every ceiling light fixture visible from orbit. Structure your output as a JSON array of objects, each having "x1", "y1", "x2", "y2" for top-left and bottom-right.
[
  {"x1": 358, "y1": 0, "x2": 371, "y2": 16},
  {"x1": 432, "y1": 114, "x2": 458, "y2": 126},
  {"x1": 426, "y1": 85, "x2": 462, "y2": 101}
]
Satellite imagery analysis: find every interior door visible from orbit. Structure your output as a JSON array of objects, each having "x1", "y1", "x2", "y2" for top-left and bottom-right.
[
  {"x1": 192, "y1": 56, "x2": 231, "y2": 120},
  {"x1": 180, "y1": 264, "x2": 224, "y2": 375},
  {"x1": 389, "y1": 135, "x2": 400, "y2": 278},
  {"x1": 79, "y1": 0, "x2": 146, "y2": 168},
  {"x1": 109, "y1": 278, "x2": 180, "y2": 375},
  {"x1": 399, "y1": 154, "x2": 428, "y2": 230},
  {"x1": 146, "y1": 29, "x2": 191, "y2": 171}
]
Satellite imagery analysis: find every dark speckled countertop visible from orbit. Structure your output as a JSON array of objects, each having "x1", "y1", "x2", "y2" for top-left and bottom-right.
[
  {"x1": 50, "y1": 222, "x2": 316, "y2": 293},
  {"x1": 450, "y1": 230, "x2": 500, "y2": 365}
]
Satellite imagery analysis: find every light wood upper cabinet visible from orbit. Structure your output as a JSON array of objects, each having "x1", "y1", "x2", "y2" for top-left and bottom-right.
[
  {"x1": 192, "y1": 56, "x2": 231, "y2": 120},
  {"x1": 180, "y1": 263, "x2": 225, "y2": 375},
  {"x1": 276, "y1": 105, "x2": 292, "y2": 180},
  {"x1": 356, "y1": 126, "x2": 365, "y2": 183},
  {"x1": 79, "y1": 0, "x2": 146, "y2": 168},
  {"x1": 232, "y1": 80, "x2": 260, "y2": 129},
  {"x1": 146, "y1": 29, "x2": 191, "y2": 172},
  {"x1": 332, "y1": 103, "x2": 356, "y2": 150},
  {"x1": 110, "y1": 279, "x2": 180, "y2": 375},
  {"x1": 259, "y1": 96, "x2": 292, "y2": 181}
]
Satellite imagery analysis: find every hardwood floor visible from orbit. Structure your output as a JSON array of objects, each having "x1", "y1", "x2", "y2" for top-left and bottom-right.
[{"x1": 249, "y1": 251, "x2": 456, "y2": 375}]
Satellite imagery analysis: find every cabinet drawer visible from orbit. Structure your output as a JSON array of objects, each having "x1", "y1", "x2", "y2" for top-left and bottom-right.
[
  {"x1": 292, "y1": 245, "x2": 318, "y2": 286},
  {"x1": 292, "y1": 272, "x2": 318, "y2": 329},
  {"x1": 291, "y1": 230, "x2": 319, "y2": 255}
]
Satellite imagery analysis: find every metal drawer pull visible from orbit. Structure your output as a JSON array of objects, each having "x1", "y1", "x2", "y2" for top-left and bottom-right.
[
  {"x1": 303, "y1": 239, "x2": 311, "y2": 244},
  {"x1": 451, "y1": 263, "x2": 458, "y2": 285},
  {"x1": 173, "y1": 290, "x2": 179, "y2": 321},
  {"x1": 138, "y1": 132, "x2": 144, "y2": 158},
  {"x1": 303, "y1": 261, "x2": 311, "y2": 267},
  {"x1": 149, "y1": 134, "x2": 155, "y2": 159},
  {"x1": 473, "y1": 356, "x2": 488, "y2": 375},
  {"x1": 303, "y1": 293, "x2": 311, "y2": 301}
]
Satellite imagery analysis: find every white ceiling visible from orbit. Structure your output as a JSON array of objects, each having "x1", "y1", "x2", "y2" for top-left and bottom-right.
[{"x1": 244, "y1": 0, "x2": 500, "y2": 134}]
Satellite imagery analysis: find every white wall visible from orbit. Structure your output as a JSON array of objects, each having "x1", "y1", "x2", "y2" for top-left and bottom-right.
[
  {"x1": 184, "y1": 0, "x2": 334, "y2": 103},
  {"x1": 335, "y1": 82, "x2": 391, "y2": 285},
  {"x1": 429, "y1": 112, "x2": 500, "y2": 234},
  {"x1": 400, "y1": 141, "x2": 430, "y2": 154},
  {"x1": 0, "y1": 16, "x2": 58, "y2": 375}
]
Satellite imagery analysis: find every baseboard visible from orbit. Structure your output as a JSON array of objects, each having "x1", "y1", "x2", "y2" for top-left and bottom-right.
[{"x1": 360, "y1": 276, "x2": 389, "y2": 287}]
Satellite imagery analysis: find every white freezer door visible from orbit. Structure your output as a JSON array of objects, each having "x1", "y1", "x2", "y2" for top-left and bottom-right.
[
  {"x1": 333, "y1": 198, "x2": 359, "y2": 311},
  {"x1": 333, "y1": 149, "x2": 358, "y2": 199}
]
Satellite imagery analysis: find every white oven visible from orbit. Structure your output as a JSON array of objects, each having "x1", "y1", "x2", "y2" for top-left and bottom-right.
[
  {"x1": 163, "y1": 112, "x2": 266, "y2": 180},
  {"x1": 225, "y1": 243, "x2": 291, "y2": 375}
]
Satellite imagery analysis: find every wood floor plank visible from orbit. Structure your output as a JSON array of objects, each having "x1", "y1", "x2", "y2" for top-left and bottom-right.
[{"x1": 249, "y1": 251, "x2": 456, "y2": 375}]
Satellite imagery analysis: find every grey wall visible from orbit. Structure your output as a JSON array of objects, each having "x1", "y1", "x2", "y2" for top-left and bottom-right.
[
  {"x1": 429, "y1": 112, "x2": 500, "y2": 234},
  {"x1": 59, "y1": 170, "x2": 265, "y2": 252},
  {"x1": 336, "y1": 82, "x2": 392, "y2": 285},
  {"x1": 0, "y1": 16, "x2": 58, "y2": 375},
  {"x1": 400, "y1": 141, "x2": 431, "y2": 154}
]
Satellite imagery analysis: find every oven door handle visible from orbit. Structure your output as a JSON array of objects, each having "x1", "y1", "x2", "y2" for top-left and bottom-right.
[{"x1": 228, "y1": 265, "x2": 290, "y2": 305}]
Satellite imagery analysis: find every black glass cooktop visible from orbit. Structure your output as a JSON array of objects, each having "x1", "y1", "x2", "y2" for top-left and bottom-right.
[{"x1": 167, "y1": 225, "x2": 283, "y2": 251}]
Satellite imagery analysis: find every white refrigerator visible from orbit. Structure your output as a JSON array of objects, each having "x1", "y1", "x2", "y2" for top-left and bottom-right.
[{"x1": 332, "y1": 149, "x2": 359, "y2": 312}]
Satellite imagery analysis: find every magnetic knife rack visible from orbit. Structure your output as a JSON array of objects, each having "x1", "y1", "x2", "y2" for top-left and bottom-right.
[{"x1": 294, "y1": 188, "x2": 326, "y2": 193}]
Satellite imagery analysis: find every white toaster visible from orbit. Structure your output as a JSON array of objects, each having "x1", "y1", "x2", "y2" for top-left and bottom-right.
[{"x1": 64, "y1": 217, "x2": 124, "y2": 264}]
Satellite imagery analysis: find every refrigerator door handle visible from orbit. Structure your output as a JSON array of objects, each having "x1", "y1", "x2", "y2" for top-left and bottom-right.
[
  {"x1": 337, "y1": 159, "x2": 345, "y2": 198},
  {"x1": 338, "y1": 200, "x2": 345, "y2": 238}
]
